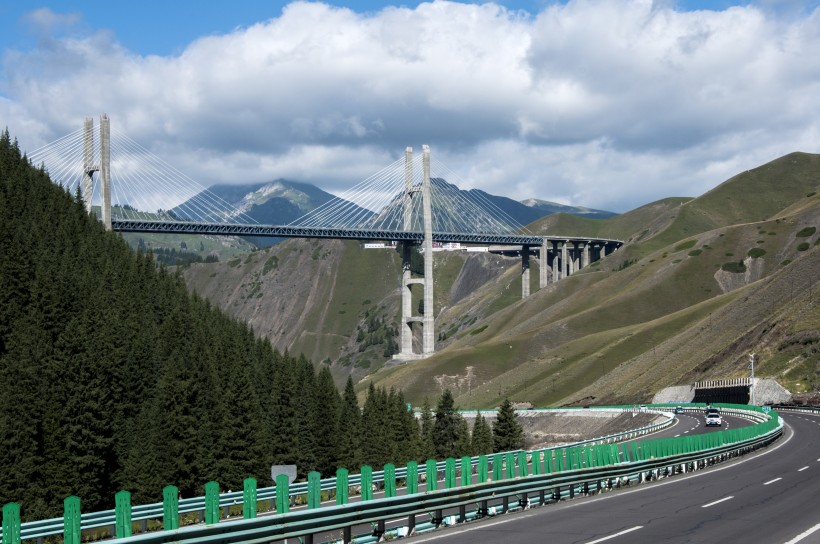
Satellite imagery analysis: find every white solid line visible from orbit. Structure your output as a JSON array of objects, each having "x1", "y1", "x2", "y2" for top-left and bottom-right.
[
  {"x1": 798, "y1": 466, "x2": 809, "y2": 472},
  {"x1": 783, "y1": 522, "x2": 820, "y2": 544},
  {"x1": 763, "y1": 478, "x2": 782, "y2": 485},
  {"x1": 586, "y1": 526, "x2": 644, "y2": 544},
  {"x1": 702, "y1": 496, "x2": 734, "y2": 508}
]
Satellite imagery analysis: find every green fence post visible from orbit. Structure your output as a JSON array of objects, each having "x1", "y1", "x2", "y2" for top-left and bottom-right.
[
  {"x1": 63, "y1": 496, "x2": 81, "y2": 544},
  {"x1": 336, "y1": 468, "x2": 349, "y2": 505},
  {"x1": 115, "y1": 490, "x2": 132, "y2": 538},
  {"x1": 425, "y1": 459, "x2": 437, "y2": 492},
  {"x1": 518, "y1": 451, "x2": 529, "y2": 477},
  {"x1": 478, "y1": 455, "x2": 489, "y2": 483},
  {"x1": 445, "y1": 458, "x2": 457, "y2": 488},
  {"x1": 205, "y1": 481, "x2": 220, "y2": 525},
  {"x1": 544, "y1": 450, "x2": 553, "y2": 474},
  {"x1": 307, "y1": 471, "x2": 321, "y2": 509},
  {"x1": 506, "y1": 452, "x2": 515, "y2": 479},
  {"x1": 384, "y1": 464, "x2": 396, "y2": 498},
  {"x1": 243, "y1": 478, "x2": 257, "y2": 519},
  {"x1": 407, "y1": 461, "x2": 419, "y2": 494},
  {"x1": 2, "y1": 503, "x2": 21, "y2": 544},
  {"x1": 493, "y1": 453, "x2": 503, "y2": 481},
  {"x1": 460, "y1": 456, "x2": 472, "y2": 486},
  {"x1": 531, "y1": 450, "x2": 542, "y2": 475},
  {"x1": 275, "y1": 474, "x2": 290, "y2": 514},
  {"x1": 556, "y1": 449, "x2": 565, "y2": 472},
  {"x1": 361, "y1": 465, "x2": 373, "y2": 501},
  {"x1": 162, "y1": 486, "x2": 179, "y2": 530}
]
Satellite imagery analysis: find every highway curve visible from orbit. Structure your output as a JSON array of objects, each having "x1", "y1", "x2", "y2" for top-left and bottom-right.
[{"x1": 404, "y1": 411, "x2": 820, "y2": 544}]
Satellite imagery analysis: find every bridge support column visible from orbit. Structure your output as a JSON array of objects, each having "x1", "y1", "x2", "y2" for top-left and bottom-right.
[
  {"x1": 582, "y1": 242, "x2": 590, "y2": 269},
  {"x1": 521, "y1": 247, "x2": 530, "y2": 299},
  {"x1": 421, "y1": 145, "x2": 435, "y2": 355},
  {"x1": 398, "y1": 147, "x2": 415, "y2": 358},
  {"x1": 561, "y1": 241, "x2": 568, "y2": 279},
  {"x1": 100, "y1": 113, "x2": 112, "y2": 231},
  {"x1": 552, "y1": 242, "x2": 560, "y2": 283},
  {"x1": 539, "y1": 239, "x2": 549, "y2": 289}
]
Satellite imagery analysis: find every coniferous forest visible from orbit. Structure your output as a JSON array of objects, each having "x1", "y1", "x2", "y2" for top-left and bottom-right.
[{"x1": 0, "y1": 131, "x2": 521, "y2": 521}]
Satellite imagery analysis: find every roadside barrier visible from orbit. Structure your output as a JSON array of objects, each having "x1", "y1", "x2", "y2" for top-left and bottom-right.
[{"x1": 2, "y1": 404, "x2": 774, "y2": 544}]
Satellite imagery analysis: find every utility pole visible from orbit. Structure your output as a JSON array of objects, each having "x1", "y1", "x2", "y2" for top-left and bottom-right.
[{"x1": 748, "y1": 353, "x2": 756, "y2": 406}]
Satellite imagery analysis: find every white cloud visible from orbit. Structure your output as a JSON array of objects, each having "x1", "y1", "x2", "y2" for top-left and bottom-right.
[{"x1": 3, "y1": 0, "x2": 820, "y2": 213}]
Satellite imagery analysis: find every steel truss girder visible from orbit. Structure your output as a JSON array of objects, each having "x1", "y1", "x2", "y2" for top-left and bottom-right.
[{"x1": 111, "y1": 220, "x2": 623, "y2": 248}]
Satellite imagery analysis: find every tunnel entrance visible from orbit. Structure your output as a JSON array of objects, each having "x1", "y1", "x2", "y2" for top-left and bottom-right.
[{"x1": 693, "y1": 385, "x2": 750, "y2": 404}]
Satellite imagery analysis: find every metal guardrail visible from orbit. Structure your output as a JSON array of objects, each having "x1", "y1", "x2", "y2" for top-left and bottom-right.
[
  {"x1": 83, "y1": 408, "x2": 782, "y2": 544},
  {"x1": 771, "y1": 404, "x2": 820, "y2": 414},
  {"x1": 1, "y1": 408, "x2": 674, "y2": 543}
]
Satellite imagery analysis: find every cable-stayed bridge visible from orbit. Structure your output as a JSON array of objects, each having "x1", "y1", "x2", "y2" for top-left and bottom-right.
[{"x1": 28, "y1": 115, "x2": 622, "y2": 359}]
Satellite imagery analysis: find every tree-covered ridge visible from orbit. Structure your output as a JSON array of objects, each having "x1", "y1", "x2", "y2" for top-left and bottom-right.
[{"x1": 0, "y1": 131, "x2": 525, "y2": 521}]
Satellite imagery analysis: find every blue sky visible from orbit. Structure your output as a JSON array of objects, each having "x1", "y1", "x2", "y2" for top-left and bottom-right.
[{"x1": 2, "y1": 0, "x2": 819, "y2": 212}]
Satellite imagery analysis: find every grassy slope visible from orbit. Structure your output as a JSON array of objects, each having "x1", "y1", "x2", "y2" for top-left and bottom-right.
[{"x1": 362, "y1": 152, "x2": 820, "y2": 406}]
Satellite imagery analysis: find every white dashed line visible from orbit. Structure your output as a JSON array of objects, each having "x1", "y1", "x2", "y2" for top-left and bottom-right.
[
  {"x1": 586, "y1": 526, "x2": 644, "y2": 544},
  {"x1": 798, "y1": 466, "x2": 809, "y2": 472},
  {"x1": 702, "y1": 496, "x2": 734, "y2": 508},
  {"x1": 784, "y1": 522, "x2": 820, "y2": 544},
  {"x1": 674, "y1": 434, "x2": 681, "y2": 437},
  {"x1": 764, "y1": 478, "x2": 782, "y2": 485}
]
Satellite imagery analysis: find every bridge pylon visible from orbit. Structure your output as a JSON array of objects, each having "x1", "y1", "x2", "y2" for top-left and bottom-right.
[
  {"x1": 394, "y1": 145, "x2": 435, "y2": 361},
  {"x1": 81, "y1": 114, "x2": 112, "y2": 230}
]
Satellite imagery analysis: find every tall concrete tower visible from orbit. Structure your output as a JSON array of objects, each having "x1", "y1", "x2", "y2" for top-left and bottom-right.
[
  {"x1": 421, "y1": 145, "x2": 435, "y2": 355},
  {"x1": 99, "y1": 114, "x2": 112, "y2": 231},
  {"x1": 82, "y1": 117, "x2": 96, "y2": 213},
  {"x1": 399, "y1": 147, "x2": 415, "y2": 357}
]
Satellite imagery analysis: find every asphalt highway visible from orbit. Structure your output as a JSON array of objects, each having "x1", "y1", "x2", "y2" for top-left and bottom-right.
[{"x1": 403, "y1": 411, "x2": 820, "y2": 544}]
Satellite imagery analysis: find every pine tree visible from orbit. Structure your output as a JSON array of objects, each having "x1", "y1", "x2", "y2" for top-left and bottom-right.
[
  {"x1": 492, "y1": 399, "x2": 525, "y2": 452},
  {"x1": 418, "y1": 399, "x2": 435, "y2": 461},
  {"x1": 470, "y1": 412, "x2": 494, "y2": 455},
  {"x1": 313, "y1": 367, "x2": 341, "y2": 476},
  {"x1": 337, "y1": 376, "x2": 362, "y2": 470},
  {"x1": 432, "y1": 389, "x2": 461, "y2": 459}
]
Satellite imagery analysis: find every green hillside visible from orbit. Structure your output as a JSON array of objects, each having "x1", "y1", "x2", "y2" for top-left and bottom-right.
[{"x1": 362, "y1": 152, "x2": 820, "y2": 406}]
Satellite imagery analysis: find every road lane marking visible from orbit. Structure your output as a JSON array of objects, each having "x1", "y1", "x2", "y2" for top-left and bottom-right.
[
  {"x1": 674, "y1": 434, "x2": 681, "y2": 437},
  {"x1": 702, "y1": 496, "x2": 734, "y2": 508},
  {"x1": 763, "y1": 478, "x2": 782, "y2": 485},
  {"x1": 586, "y1": 526, "x2": 643, "y2": 543},
  {"x1": 798, "y1": 466, "x2": 809, "y2": 472},
  {"x1": 784, "y1": 522, "x2": 820, "y2": 544}
]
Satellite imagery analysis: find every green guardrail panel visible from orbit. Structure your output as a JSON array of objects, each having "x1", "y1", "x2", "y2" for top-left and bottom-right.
[
  {"x1": 407, "y1": 461, "x2": 419, "y2": 494},
  {"x1": 63, "y1": 496, "x2": 81, "y2": 544},
  {"x1": 204, "y1": 482, "x2": 220, "y2": 525},
  {"x1": 275, "y1": 474, "x2": 290, "y2": 514},
  {"x1": 336, "y1": 468, "x2": 349, "y2": 505},
  {"x1": 425, "y1": 460, "x2": 437, "y2": 492},
  {"x1": 361, "y1": 466, "x2": 373, "y2": 501},
  {"x1": 478, "y1": 455, "x2": 488, "y2": 483},
  {"x1": 2, "y1": 503, "x2": 21, "y2": 544},
  {"x1": 505, "y1": 452, "x2": 515, "y2": 479},
  {"x1": 460, "y1": 456, "x2": 472, "y2": 486},
  {"x1": 384, "y1": 464, "x2": 396, "y2": 498},
  {"x1": 162, "y1": 485, "x2": 179, "y2": 530},
  {"x1": 115, "y1": 490, "x2": 132, "y2": 538},
  {"x1": 492, "y1": 453, "x2": 503, "y2": 481},
  {"x1": 518, "y1": 451, "x2": 528, "y2": 478},
  {"x1": 308, "y1": 472, "x2": 321, "y2": 509},
  {"x1": 243, "y1": 478, "x2": 257, "y2": 519},
  {"x1": 445, "y1": 458, "x2": 456, "y2": 489}
]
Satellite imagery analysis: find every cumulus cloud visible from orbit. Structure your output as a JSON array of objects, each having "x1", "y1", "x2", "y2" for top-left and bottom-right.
[{"x1": 2, "y1": 0, "x2": 819, "y2": 212}]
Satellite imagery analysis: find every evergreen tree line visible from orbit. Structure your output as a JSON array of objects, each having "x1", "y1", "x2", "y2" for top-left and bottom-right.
[{"x1": 0, "y1": 131, "x2": 524, "y2": 521}]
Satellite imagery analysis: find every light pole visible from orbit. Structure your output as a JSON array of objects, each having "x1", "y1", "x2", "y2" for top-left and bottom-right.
[{"x1": 748, "y1": 353, "x2": 756, "y2": 405}]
